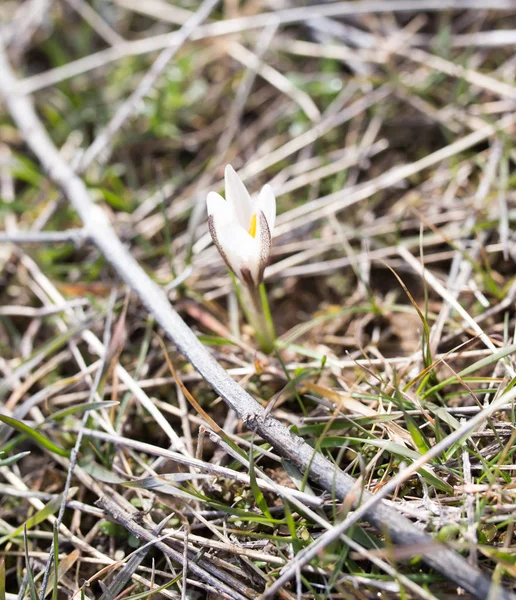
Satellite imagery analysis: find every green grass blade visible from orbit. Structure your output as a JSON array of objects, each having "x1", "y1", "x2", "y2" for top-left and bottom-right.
[
  {"x1": 0, "y1": 415, "x2": 69, "y2": 458},
  {"x1": 341, "y1": 437, "x2": 453, "y2": 492},
  {"x1": 421, "y1": 343, "x2": 516, "y2": 400},
  {"x1": 283, "y1": 500, "x2": 303, "y2": 554},
  {"x1": 0, "y1": 450, "x2": 30, "y2": 467},
  {"x1": 24, "y1": 526, "x2": 39, "y2": 600},
  {"x1": 46, "y1": 401, "x2": 119, "y2": 422},
  {"x1": 124, "y1": 575, "x2": 180, "y2": 599},
  {"x1": 0, "y1": 493, "x2": 65, "y2": 546},
  {"x1": 0, "y1": 558, "x2": 5, "y2": 600},
  {"x1": 404, "y1": 414, "x2": 431, "y2": 454},
  {"x1": 248, "y1": 444, "x2": 272, "y2": 519}
]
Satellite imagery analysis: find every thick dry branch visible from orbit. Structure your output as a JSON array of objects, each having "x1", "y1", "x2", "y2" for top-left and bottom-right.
[{"x1": 0, "y1": 43, "x2": 514, "y2": 600}]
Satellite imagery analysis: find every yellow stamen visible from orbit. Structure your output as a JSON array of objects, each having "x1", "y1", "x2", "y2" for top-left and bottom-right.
[{"x1": 248, "y1": 213, "x2": 257, "y2": 238}]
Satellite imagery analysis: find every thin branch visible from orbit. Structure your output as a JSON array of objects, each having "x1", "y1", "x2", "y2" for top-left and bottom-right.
[
  {"x1": 0, "y1": 228, "x2": 88, "y2": 245},
  {"x1": 58, "y1": 425, "x2": 323, "y2": 506},
  {"x1": 0, "y1": 39, "x2": 513, "y2": 600},
  {"x1": 0, "y1": 299, "x2": 89, "y2": 317}
]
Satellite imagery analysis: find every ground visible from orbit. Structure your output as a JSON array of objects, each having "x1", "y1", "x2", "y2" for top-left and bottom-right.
[{"x1": 1, "y1": 1, "x2": 516, "y2": 599}]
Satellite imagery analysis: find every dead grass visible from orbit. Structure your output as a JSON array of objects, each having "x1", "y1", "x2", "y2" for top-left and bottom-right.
[{"x1": 1, "y1": 1, "x2": 516, "y2": 599}]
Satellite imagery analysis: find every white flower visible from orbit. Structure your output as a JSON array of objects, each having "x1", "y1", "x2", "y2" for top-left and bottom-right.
[{"x1": 207, "y1": 165, "x2": 276, "y2": 287}]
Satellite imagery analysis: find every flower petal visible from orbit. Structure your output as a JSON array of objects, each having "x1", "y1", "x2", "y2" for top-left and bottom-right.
[
  {"x1": 208, "y1": 208, "x2": 260, "y2": 283},
  {"x1": 256, "y1": 184, "x2": 276, "y2": 234},
  {"x1": 255, "y1": 210, "x2": 272, "y2": 283},
  {"x1": 207, "y1": 191, "x2": 236, "y2": 225},
  {"x1": 225, "y1": 165, "x2": 253, "y2": 230},
  {"x1": 206, "y1": 191, "x2": 225, "y2": 217}
]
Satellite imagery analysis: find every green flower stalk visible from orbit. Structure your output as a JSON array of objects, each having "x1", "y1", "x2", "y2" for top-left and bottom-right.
[{"x1": 207, "y1": 165, "x2": 276, "y2": 352}]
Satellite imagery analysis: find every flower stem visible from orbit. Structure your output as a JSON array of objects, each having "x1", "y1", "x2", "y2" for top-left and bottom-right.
[
  {"x1": 234, "y1": 279, "x2": 276, "y2": 353},
  {"x1": 258, "y1": 281, "x2": 276, "y2": 345}
]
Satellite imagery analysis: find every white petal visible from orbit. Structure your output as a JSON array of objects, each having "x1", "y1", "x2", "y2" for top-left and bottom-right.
[
  {"x1": 256, "y1": 184, "x2": 276, "y2": 234},
  {"x1": 208, "y1": 201, "x2": 260, "y2": 283},
  {"x1": 255, "y1": 210, "x2": 272, "y2": 283},
  {"x1": 225, "y1": 165, "x2": 253, "y2": 230},
  {"x1": 215, "y1": 219, "x2": 261, "y2": 284},
  {"x1": 206, "y1": 191, "x2": 225, "y2": 217},
  {"x1": 206, "y1": 191, "x2": 236, "y2": 225}
]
